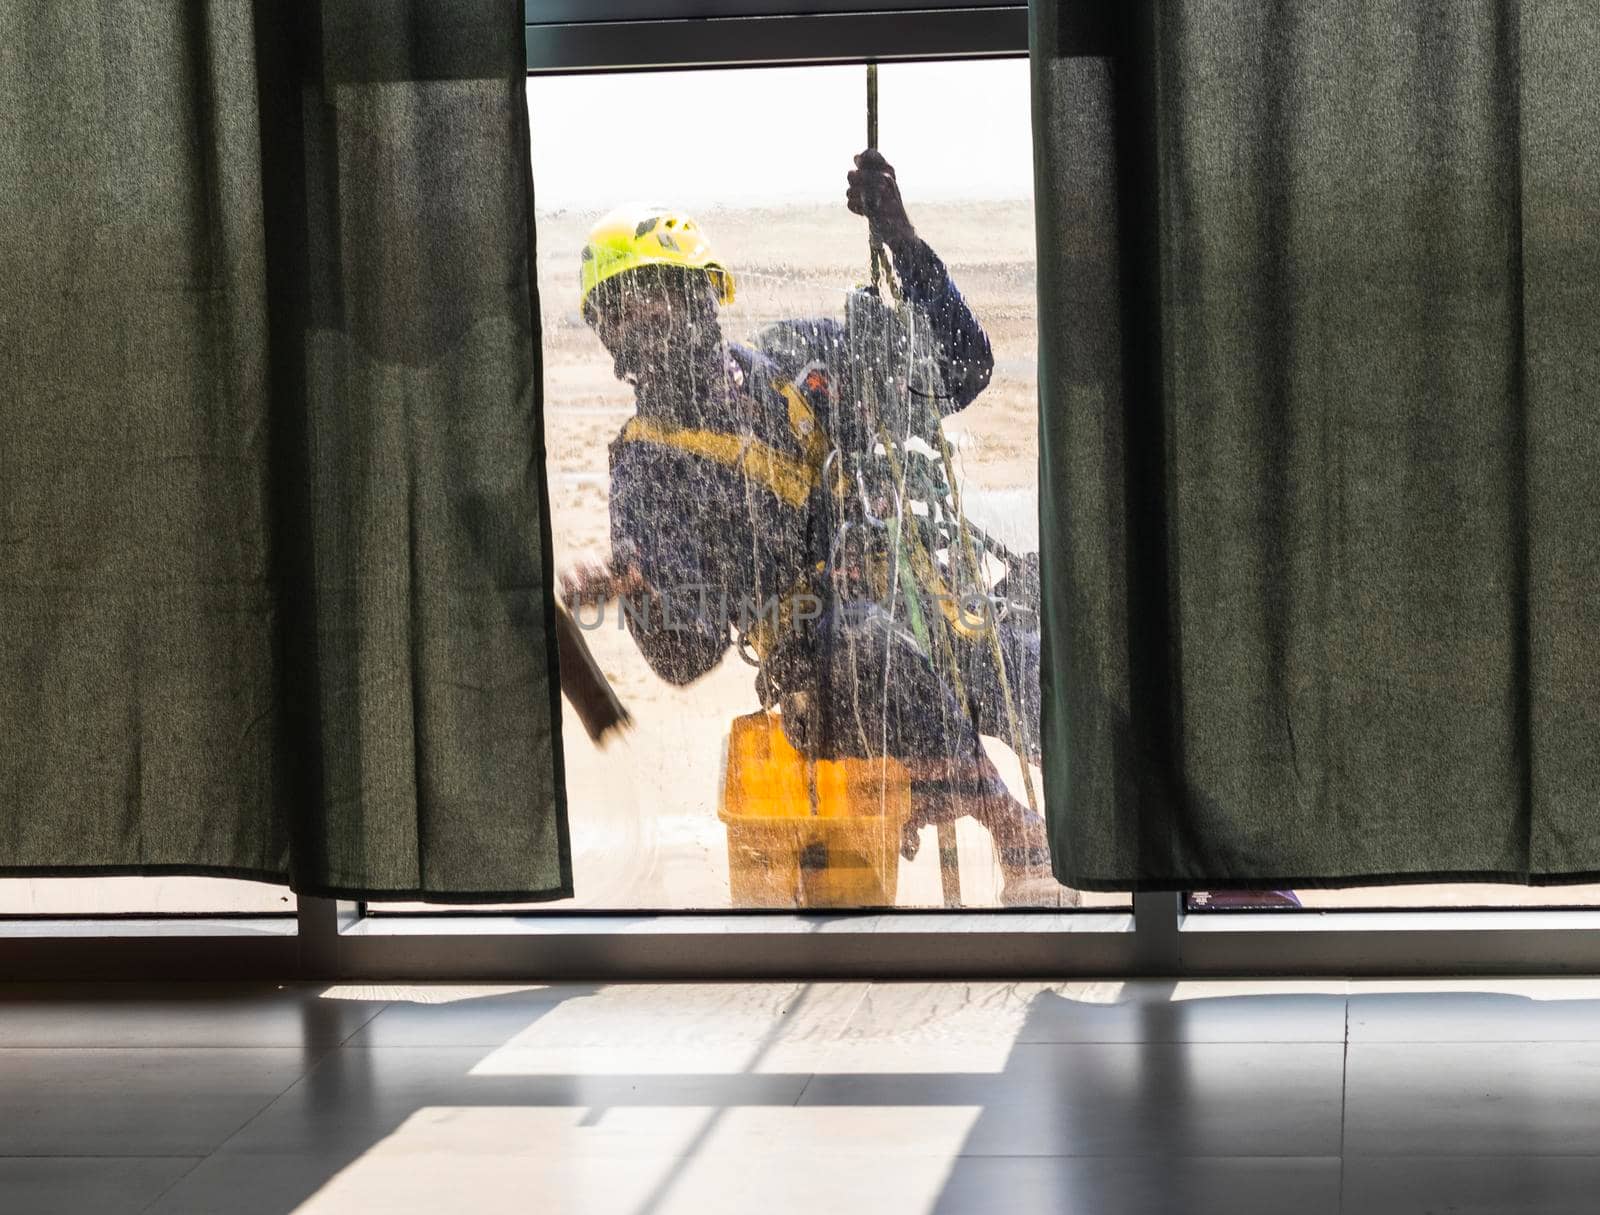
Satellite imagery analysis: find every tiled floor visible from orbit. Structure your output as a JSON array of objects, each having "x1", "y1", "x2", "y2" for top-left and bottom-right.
[{"x1": 4, "y1": 979, "x2": 1600, "y2": 1213}]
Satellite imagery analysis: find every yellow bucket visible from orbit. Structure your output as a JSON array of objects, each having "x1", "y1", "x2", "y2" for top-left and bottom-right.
[{"x1": 718, "y1": 710, "x2": 912, "y2": 908}]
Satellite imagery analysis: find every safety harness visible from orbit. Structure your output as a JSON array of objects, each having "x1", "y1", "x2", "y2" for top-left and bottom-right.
[{"x1": 616, "y1": 379, "x2": 834, "y2": 512}]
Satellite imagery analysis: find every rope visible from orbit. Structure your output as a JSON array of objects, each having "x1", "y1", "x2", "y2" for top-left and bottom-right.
[
  {"x1": 861, "y1": 64, "x2": 1039, "y2": 824},
  {"x1": 868, "y1": 64, "x2": 882, "y2": 295}
]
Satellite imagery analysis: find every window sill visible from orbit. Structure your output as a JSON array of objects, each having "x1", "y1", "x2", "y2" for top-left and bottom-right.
[{"x1": 346, "y1": 911, "x2": 1135, "y2": 937}]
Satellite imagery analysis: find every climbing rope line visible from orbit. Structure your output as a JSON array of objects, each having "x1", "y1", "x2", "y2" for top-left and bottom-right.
[{"x1": 861, "y1": 62, "x2": 1039, "y2": 823}]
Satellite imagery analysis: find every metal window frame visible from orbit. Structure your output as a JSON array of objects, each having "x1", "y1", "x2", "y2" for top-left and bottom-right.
[
  {"x1": 10, "y1": 894, "x2": 1600, "y2": 980},
  {"x1": 6, "y1": 2, "x2": 1599, "y2": 983},
  {"x1": 523, "y1": 2, "x2": 1030, "y2": 72}
]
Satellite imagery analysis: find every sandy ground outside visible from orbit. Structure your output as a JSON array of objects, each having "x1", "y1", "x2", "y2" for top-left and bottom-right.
[{"x1": 3, "y1": 201, "x2": 1595, "y2": 915}]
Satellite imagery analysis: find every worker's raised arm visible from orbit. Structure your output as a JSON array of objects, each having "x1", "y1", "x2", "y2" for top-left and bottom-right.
[{"x1": 846, "y1": 150, "x2": 995, "y2": 413}]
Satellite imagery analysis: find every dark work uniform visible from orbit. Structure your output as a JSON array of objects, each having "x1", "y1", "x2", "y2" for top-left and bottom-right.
[{"x1": 607, "y1": 235, "x2": 1040, "y2": 788}]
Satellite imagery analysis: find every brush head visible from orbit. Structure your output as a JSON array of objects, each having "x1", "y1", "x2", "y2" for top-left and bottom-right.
[{"x1": 554, "y1": 604, "x2": 633, "y2": 745}]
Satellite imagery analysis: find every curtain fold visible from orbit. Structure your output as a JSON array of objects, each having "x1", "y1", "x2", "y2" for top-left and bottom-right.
[
  {"x1": 1033, "y1": 0, "x2": 1600, "y2": 890},
  {"x1": 0, "y1": 1, "x2": 571, "y2": 901}
]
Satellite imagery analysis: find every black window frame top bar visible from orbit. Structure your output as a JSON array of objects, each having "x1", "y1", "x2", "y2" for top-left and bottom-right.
[
  {"x1": 524, "y1": 5, "x2": 1028, "y2": 72},
  {"x1": 526, "y1": 1, "x2": 1022, "y2": 23}
]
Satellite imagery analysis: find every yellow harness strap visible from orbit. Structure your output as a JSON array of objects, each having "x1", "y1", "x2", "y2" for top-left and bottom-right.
[
  {"x1": 619, "y1": 378, "x2": 857, "y2": 665},
  {"x1": 618, "y1": 378, "x2": 836, "y2": 510}
]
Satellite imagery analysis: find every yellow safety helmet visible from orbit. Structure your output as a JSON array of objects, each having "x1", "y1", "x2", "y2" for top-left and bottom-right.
[{"x1": 579, "y1": 203, "x2": 735, "y2": 318}]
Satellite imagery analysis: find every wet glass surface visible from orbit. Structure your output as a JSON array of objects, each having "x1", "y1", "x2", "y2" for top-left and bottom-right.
[{"x1": 519, "y1": 61, "x2": 1119, "y2": 912}]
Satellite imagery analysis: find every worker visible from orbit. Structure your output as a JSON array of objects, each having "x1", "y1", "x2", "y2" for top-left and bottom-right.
[{"x1": 562, "y1": 151, "x2": 1059, "y2": 905}]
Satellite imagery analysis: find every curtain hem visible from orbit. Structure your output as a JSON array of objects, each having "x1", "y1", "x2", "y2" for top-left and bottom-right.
[
  {"x1": 1060, "y1": 869, "x2": 1600, "y2": 893},
  {"x1": 0, "y1": 865, "x2": 574, "y2": 903}
]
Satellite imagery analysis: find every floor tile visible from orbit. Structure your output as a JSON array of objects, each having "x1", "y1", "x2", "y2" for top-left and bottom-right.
[
  {"x1": 1344, "y1": 1041, "x2": 1600, "y2": 1155},
  {"x1": 702, "y1": 1103, "x2": 990, "y2": 1159},
  {"x1": 1348, "y1": 979, "x2": 1600, "y2": 1042},
  {"x1": 0, "y1": 1157, "x2": 198, "y2": 1215},
  {"x1": 653, "y1": 1151, "x2": 1341, "y2": 1215},
  {"x1": 799, "y1": 1041, "x2": 1347, "y2": 1157},
  {"x1": 0, "y1": 983, "x2": 385, "y2": 1050},
  {"x1": 149, "y1": 1150, "x2": 954, "y2": 1215},
  {"x1": 0, "y1": 1049, "x2": 312, "y2": 1156},
  {"x1": 147, "y1": 1150, "x2": 905, "y2": 1215},
  {"x1": 458, "y1": 1039, "x2": 822, "y2": 1075},
  {"x1": 333, "y1": 983, "x2": 581, "y2": 1048},
  {"x1": 931, "y1": 1155, "x2": 1342, "y2": 1215},
  {"x1": 216, "y1": 1045, "x2": 812, "y2": 1159},
  {"x1": 233, "y1": 1092, "x2": 984, "y2": 1165},
  {"x1": 346, "y1": 981, "x2": 865, "y2": 1049},
  {"x1": 843, "y1": 981, "x2": 1348, "y2": 1045},
  {"x1": 146, "y1": 1152, "x2": 664, "y2": 1215},
  {"x1": 1342, "y1": 1156, "x2": 1600, "y2": 1214},
  {"x1": 147, "y1": 1149, "x2": 1344, "y2": 1215}
]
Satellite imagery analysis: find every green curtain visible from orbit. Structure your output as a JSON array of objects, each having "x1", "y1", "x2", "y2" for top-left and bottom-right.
[
  {"x1": 1033, "y1": 1, "x2": 1600, "y2": 890},
  {"x1": 0, "y1": 1, "x2": 571, "y2": 901}
]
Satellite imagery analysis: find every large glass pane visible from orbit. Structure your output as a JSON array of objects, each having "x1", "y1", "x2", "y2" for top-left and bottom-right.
[{"x1": 378, "y1": 59, "x2": 1124, "y2": 913}]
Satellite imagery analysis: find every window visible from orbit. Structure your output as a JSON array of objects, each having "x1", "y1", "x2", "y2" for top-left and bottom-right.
[
  {"x1": 371, "y1": 58, "x2": 1125, "y2": 914},
  {"x1": 16, "y1": 4, "x2": 1591, "y2": 982}
]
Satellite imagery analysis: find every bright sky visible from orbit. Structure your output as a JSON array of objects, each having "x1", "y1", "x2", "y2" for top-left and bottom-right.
[{"x1": 527, "y1": 58, "x2": 1034, "y2": 210}]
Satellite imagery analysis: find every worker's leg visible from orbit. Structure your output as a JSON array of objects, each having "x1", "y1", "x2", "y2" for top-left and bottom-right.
[
  {"x1": 957, "y1": 618, "x2": 1041, "y2": 762},
  {"x1": 901, "y1": 755, "x2": 1049, "y2": 867},
  {"x1": 902, "y1": 758, "x2": 1064, "y2": 906}
]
